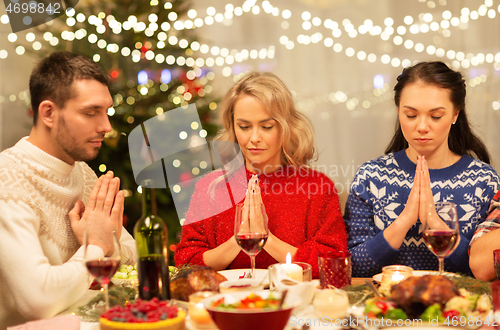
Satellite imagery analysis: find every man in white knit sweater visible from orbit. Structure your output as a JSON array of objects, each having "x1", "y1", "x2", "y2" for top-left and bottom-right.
[{"x1": 0, "y1": 52, "x2": 136, "y2": 329}]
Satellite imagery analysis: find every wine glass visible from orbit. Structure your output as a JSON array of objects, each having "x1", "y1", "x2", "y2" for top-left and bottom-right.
[
  {"x1": 234, "y1": 202, "x2": 269, "y2": 278},
  {"x1": 84, "y1": 227, "x2": 121, "y2": 311},
  {"x1": 422, "y1": 201, "x2": 460, "y2": 273}
]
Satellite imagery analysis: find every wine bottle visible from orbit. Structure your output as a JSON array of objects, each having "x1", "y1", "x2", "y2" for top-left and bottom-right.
[{"x1": 134, "y1": 180, "x2": 171, "y2": 300}]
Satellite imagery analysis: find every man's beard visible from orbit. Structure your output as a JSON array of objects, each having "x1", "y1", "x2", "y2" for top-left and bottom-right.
[{"x1": 55, "y1": 115, "x2": 101, "y2": 162}]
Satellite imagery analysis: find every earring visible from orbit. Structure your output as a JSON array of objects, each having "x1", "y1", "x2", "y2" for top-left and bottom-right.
[{"x1": 452, "y1": 121, "x2": 456, "y2": 125}]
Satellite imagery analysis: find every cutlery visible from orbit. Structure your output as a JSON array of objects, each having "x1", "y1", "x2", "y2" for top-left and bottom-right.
[{"x1": 365, "y1": 279, "x2": 381, "y2": 297}]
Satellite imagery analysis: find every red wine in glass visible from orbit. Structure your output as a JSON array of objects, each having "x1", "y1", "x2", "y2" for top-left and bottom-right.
[
  {"x1": 235, "y1": 203, "x2": 269, "y2": 279},
  {"x1": 85, "y1": 259, "x2": 120, "y2": 285},
  {"x1": 235, "y1": 233, "x2": 268, "y2": 255},
  {"x1": 84, "y1": 229, "x2": 121, "y2": 311},
  {"x1": 422, "y1": 230, "x2": 458, "y2": 257},
  {"x1": 423, "y1": 202, "x2": 460, "y2": 274}
]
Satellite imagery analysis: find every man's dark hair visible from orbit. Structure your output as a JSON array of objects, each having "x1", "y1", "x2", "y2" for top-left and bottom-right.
[{"x1": 29, "y1": 51, "x2": 109, "y2": 125}]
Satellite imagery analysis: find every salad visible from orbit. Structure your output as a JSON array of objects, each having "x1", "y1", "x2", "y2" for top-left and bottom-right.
[
  {"x1": 211, "y1": 293, "x2": 281, "y2": 310},
  {"x1": 113, "y1": 264, "x2": 177, "y2": 280},
  {"x1": 113, "y1": 264, "x2": 138, "y2": 280}
]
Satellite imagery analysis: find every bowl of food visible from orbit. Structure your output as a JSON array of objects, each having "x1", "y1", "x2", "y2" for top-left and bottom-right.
[
  {"x1": 202, "y1": 290, "x2": 301, "y2": 330},
  {"x1": 219, "y1": 279, "x2": 264, "y2": 293}
]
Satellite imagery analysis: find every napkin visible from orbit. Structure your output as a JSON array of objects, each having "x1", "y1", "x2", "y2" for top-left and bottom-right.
[
  {"x1": 269, "y1": 264, "x2": 320, "y2": 311},
  {"x1": 7, "y1": 315, "x2": 80, "y2": 330}
]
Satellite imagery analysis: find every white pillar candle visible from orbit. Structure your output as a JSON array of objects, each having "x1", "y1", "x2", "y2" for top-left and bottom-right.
[{"x1": 281, "y1": 253, "x2": 303, "y2": 282}]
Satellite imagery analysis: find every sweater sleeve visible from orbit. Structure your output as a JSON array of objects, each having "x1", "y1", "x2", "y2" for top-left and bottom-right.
[
  {"x1": 174, "y1": 219, "x2": 210, "y2": 267},
  {"x1": 446, "y1": 234, "x2": 470, "y2": 274},
  {"x1": 470, "y1": 173, "x2": 500, "y2": 245},
  {"x1": 174, "y1": 178, "x2": 212, "y2": 267},
  {"x1": 119, "y1": 228, "x2": 137, "y2": 265},
  {"x1": 0, "y1": 199, "x2": 104, "y2": 321},
  {"x1": 344, "y1": 171, "x2": 400, "y2": 277},
  {"x1": 447, "y1": 169, "x2": 500, "y2": 274},
  {"x1": 292, "y1": 175, "x2": 348, "y2": 278},
  {"x1": 174, "y1": 169, "x2": 242, "y2": 267}
]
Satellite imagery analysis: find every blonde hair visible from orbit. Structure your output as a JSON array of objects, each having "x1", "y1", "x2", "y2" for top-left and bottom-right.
[{"x1": 215, "y1": 72, "x2": 316, "y2": 167}]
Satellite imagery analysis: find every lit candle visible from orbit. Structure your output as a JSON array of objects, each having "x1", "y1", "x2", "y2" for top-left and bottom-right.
[
  {"x1": 189, "y1": 302, "x2": 213, "y2": 325},
  {"x1": 280, "y1": 253, "x2": 303, "y2": 282},
  {"x1": 391, "y1": 271, "x2": 405, "y2": 283},
  {"x1": 188, "y1": 292, "x2": 217, "y2": 329},
  {"x1": 379, "y1": 265, "x2": 413, "y2": 296}
]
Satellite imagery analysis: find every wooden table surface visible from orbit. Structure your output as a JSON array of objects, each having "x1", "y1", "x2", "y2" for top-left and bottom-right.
[{"x1": 351, "y1": 277, "x2": 371, "y2": 286}]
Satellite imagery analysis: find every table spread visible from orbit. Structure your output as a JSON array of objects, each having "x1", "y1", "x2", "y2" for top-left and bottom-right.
[{"x1": 57, "y1": 276, "x2": 492, "y2": 330}]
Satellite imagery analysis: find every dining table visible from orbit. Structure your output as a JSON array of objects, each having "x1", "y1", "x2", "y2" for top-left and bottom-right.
[
  {"x1": 56, "y1": 277, "x2": 370, "y2": 330},
  {"x1": 57, "y1": 275, "x2": 494, "y2": 330}
]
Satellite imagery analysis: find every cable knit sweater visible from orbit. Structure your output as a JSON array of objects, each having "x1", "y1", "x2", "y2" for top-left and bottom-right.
[
  {"x1": 344, "y1": 150, "x2": 500, "y2": 277},
  {"x1": 0, "y1": 137, "x2": 136, "y2": 330},
  {"x1": 174, "y1": 166, "x2": 348, "y2": 278}
]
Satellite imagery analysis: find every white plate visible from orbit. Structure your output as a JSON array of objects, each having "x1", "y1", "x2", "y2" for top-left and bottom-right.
[
  {"x1": 372, "y1": 270, "x2": 458, "y2": 283},
  {"x1": 218, "y1": 269, "x2": 268, "y2": 285}
]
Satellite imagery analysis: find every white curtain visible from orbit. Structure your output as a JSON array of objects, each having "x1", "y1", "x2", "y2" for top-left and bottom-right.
[
  {"x1": 191, "y1": 0, "x2": 500, "y2": 206},
  {"x1": 1, "y1": 0, "x2": 500, "y2": 207}
]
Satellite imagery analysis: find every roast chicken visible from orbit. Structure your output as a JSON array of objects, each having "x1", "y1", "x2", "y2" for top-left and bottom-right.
[
  {"x1": 390, "y1": 275, "x2": 459, "y2": 317},
  {"x1": 170, "y1": 265, "x2": 227, "y2": 301}
]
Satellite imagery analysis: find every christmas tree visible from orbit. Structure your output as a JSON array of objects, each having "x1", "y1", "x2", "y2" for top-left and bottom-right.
[{"x1": 30, "y1": 0, "x2": 219, "y2": 257}]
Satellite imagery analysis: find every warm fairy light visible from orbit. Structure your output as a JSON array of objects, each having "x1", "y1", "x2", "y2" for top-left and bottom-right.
[{"x1": 2, "y1": 1, "x2": 500, "y2": 114}]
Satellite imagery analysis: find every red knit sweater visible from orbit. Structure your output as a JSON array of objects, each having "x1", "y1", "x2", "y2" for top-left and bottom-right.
[{"x1": 174, "y1": 166, "x2": 347, "y2": 278}]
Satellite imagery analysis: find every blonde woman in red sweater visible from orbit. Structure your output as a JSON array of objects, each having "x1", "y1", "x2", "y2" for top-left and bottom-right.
[{"x1": 174, "y1": 72, "x2": 346, "y2": 277}]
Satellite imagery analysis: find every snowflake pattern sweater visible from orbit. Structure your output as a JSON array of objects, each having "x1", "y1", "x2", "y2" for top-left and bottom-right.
[{"x1": 344, "y1": 150, "x2": 500, "y2": 277}]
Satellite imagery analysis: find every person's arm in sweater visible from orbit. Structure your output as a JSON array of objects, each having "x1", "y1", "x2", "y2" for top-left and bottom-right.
[
  {"x1": 118, "y1": 229, "x2": 137, "y2": 265},
  {"x1": 262, "y1": 173, "x2": 347, "y2": 278},
  {"x1": 174, "y1": 174, "x2": 241, "y2": 270},
  {"x1": 469, "y1": 190, "x2": 500, "y2": 280},
  {"x1": 237, "y1": 172, "x2": 347, "y2": 278},
  {"x1": 0, "y1": 171, "x2": 133, "y2": 321},
  {"x1": 175, "y1": 218, "x2": 240, "y2": 270},
  {"x1": 0, "y1": 200, "x2": 101, "y2": 321},
  {"x1": 345, "y1": 157, "x2": 432, "y2": 277},
  {"x1": 290, "y1": 175, "x2": 347, "y2": 278},
  {"x1": 344, "y1": 190, "x2": 400, "y2": 277},
  {"x1": 432, "y1": 161, "x2": 499, "y2": 276}
]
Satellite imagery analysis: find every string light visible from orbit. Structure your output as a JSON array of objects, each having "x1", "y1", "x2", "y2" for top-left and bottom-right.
[{"x1": 3, "y1": 0, "x2": 500, "y2": 114}]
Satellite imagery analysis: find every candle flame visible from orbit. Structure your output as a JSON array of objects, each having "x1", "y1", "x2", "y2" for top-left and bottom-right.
[
  {"x1": 286, "y1": 252, "x2": 292, "y2": 264},
  {"x1": 392, "y1": 271, "x2": 405, "y2": 282}
]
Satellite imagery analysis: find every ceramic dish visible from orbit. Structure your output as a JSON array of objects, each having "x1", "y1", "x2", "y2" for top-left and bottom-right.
[{"x1": 218, "y1": 269, "x2": 269, "y2": 285}]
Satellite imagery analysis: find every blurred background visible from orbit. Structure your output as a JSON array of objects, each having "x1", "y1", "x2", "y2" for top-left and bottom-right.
[{"x1": 1, "y1": 0, "x2": 500, "y2": 252}]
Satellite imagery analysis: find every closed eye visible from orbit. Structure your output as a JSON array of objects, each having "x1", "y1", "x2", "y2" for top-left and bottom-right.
[
  {"x1": 406, "y1": 115, "x2": 416, "y2": 119},
  {"x1": 431, "y1": 116, "x2": 442, "y2": 120},
  {"x1": 262, "y1": 126, "x2": 273, "y2": 130},
  {"x1": 238, "y1": 126, "x2": 250, "y2": 130}
]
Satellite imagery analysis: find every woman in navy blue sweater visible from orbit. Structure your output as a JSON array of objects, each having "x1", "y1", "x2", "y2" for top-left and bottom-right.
[{"x1": 344, "y1": 61, "x2": 499, "y2": 277}]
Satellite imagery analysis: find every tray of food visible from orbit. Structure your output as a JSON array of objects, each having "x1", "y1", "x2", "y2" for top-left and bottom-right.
[{"x1": 362, "y1": 275, "x2": 492, "y2": 329}]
